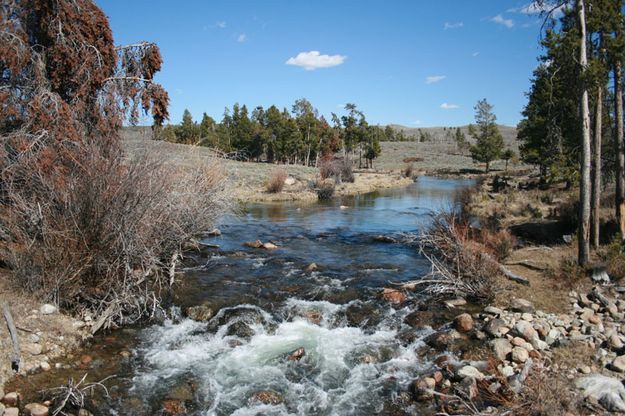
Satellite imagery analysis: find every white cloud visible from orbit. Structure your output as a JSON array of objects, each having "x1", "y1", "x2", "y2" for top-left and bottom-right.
[
  {"x1": 237, "y1": 33, "x2": 247, "y2": 42},
  {"x1": 286, "y1": 51, "x2": 347, "y2": 71},
  {"x1": 216, "y1": 21, "x2": 226, "y2": 29},
  {"x1": 444, "y1": 21, "x2": 463, "y2": 30},
  {"x1": 412, "y1": 120, "x2": 423, "y2": 125},
  {"x1": 472, "y1": 51, "x2": 480, "y2": 57},
  {"x1": 491, "y1": 14, "x2": 514, "y2": 28},
  {"x1": 425, "y1": 75, "x2": 446, "y2": 84},
  {"x1": 441, "y1": 103, "x2": 459, "y2": 110}
]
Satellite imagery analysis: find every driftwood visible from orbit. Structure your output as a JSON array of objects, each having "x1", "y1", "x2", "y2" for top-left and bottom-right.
[
  {"x1": 500, "y1": 265, "x2": 530, "y2": 285},
  {"x1": 503, "y1": 259, "x2": 547, "y2": 271},
  {"x1": 2, "y1": 303, "x2": 20, "y2": 371}
]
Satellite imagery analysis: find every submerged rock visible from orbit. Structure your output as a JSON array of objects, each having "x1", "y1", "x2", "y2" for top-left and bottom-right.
[
  {"x1": 454, "y1": 313, "x2": 474, "y2": 333},
  {"x1": 250, "y1": 390, "x2": 283, "y2": 405},
  {"x1": 244, "y1": 240, "x2": 264, "y2": 248},
  {"x1": 186, "y1": 304, "x2": 215, "y2": 322},
  {"x1": 161, "y1": 399, "x2": 186, "y2": 416}
]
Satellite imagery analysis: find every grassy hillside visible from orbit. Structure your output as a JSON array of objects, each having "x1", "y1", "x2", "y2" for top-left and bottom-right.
[{"x1": 387, "y1": 124, "x2": 518, "y2": 148}]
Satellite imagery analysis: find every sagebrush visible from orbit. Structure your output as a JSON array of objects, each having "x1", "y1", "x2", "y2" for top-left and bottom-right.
[{"x1": 0, "y1": 139, "x2": 230, "y2": 330}]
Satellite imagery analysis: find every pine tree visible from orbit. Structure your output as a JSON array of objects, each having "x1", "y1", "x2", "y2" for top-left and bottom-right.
[{"x1": 469, "y1": 99, "x2": 504, "y2": 172}]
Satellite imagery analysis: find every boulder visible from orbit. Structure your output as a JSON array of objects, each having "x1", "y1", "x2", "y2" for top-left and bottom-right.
[
  {"x1": 39, "y1": 304, "x2": 57, "y2": 315},
  {"x1": 444, "y1": 298, "x2": 467, "y2": 308},
  {"x1": 454, "y1": 313, "x2": 474, "y2": 333},
  {"x1": 4, "y1": 408, "x2": 18, "y2": 416},
  {"x1": 305, "y1": 263, "x2": 318, "y2": 272},
  {"x1": 491, "y1": 338, "x2": 513, "y2": 361},
  {"x1": 284, "y1": 177, "x2": 296, "y2": 186},
  {"x1": 576, "y1": 374, "x2": 625, "y2": 412},
  {"x1": 206, "y1": 228, "x2": 222, "y2": 236},
  {"x1": 262, "y1": 242, "x2": 278, "y2": 250},
  {"x1": 511, "y1": 298, "x2": 535, "y2": 314}
]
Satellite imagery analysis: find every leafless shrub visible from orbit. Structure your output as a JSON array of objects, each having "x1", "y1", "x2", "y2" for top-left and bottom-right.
[
  {"x1": 314, "y1": 179, "x2": 335, "y2": 200},
  {"x1": 403, "y1": 163, "x2": 414, "y2": 178},
  {"x1": 320, "y1": 158, "x2": 354, "y2": 184},
  {"x1": 45, "y1": 373, "x2": 114, "y2": 416},
  {"x1": 1, "y1": 139, "x2": 230, "y2": 330},
  {"x1": 406, "y1": 212, "x2": 501, "y2": 302},
  {"x1": 266, "y1": 168, "x2": 287, "y2": 193}
]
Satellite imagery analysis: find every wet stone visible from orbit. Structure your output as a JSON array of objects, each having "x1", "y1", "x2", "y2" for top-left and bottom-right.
[{"x1": 250, "y1": 390, "x2": 283, "y2": 405}]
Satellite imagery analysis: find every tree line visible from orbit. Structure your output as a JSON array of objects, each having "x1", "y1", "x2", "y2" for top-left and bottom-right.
[
  {"x1": 159, "y1": 100, "x2": 384, "y2": 167},
  {"x1": 517, "y1": 0, "x2": 625, "y2": 265}
]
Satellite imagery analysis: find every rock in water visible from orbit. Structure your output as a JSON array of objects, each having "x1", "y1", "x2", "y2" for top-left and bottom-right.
[
  {"x1": 161, "y1": 399, "x2": 186, "y2": 416},
  {"x1": 454, "y1": 313, "x2": 474, "y2": 332},
  {"x1": 382, "y1": 288, "x2": 407, "y2": 304},
  {"x1": 206, "y1": 228, "x2": 221, "y2": 236},
  {"x1": 262, "y1": 242, "x2": 278, "y2": 250},
  {"x1": 186, "y1": 304, "x2": 215, "y2": 322},
  {"x1": 39, "y1": 304, "x2": 57, "y2": 315},
  {"x1": 287, "y1": 347, "x2": 306, "y2": 362},
  {"x1": 576, "y1": 374, "x2": 625, "y2": 412},
  {"x1": 250, "y1": 390, "x2": 283, "y2": 405},
  {"x1": 244, "y1": 240, "x2": 264, "y2": 248},
  {"x1": 591, "y1": 267, "x2": 610, "y2": 284}
]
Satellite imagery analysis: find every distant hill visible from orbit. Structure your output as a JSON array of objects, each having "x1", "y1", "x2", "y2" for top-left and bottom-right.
[{"x1": 386, "y1": 124, "x2": 518, "y2": 149}]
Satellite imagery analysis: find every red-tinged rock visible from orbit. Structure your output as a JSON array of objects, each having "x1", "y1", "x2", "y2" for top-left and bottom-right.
[
  {"x1": 287, "y1": 347, "x2": 306, "y2": 362},
  {"x1": 382, "y1": 288, "x2": 407, "y2": 304},
  {"x1": 162, "y1": 399, "x2": 186, "y2": 416},
  {"x1": 454, "y1": 313, "x2": 474, "y2": 332},
  {"x1": 250, "y1": 390, "x2": 283, "y2": 405},
  {"x1": 244, "y1": 240, "x2": 264, "y2": 248}
]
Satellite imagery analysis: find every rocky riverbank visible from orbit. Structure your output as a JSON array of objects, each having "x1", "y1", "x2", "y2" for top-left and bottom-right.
[{"x1": 406, "y1": 280, "x2": 625, "y2": 414}]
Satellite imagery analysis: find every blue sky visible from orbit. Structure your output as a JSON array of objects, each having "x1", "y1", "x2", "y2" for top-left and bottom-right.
[{"x1": 98, "y1": 1, "x2": 551, "y2": 127}]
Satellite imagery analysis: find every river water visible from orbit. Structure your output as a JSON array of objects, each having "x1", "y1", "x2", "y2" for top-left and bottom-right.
[{"x1": 11, "y1": 176, "x2": 474, "y2": 415}]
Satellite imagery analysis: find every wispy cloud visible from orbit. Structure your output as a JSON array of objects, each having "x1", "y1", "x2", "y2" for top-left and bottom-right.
[
  {"x1": 425, "y1": 75, "x2": 446, "y2": 84},
  {"x1": 286, "y1": 51, "x2": 347, "y2": 71},
  {"x1": 472, "y1": 51, "x2": 480, "y2": 57},
  {"x1": 509, "y1": 3, "x2": 566, "y2": 15},
  {"x1": 441, "y1": 103, "x2": 459, "y2": 110},
  {"x1": 216, "y1": 21, "x2": 226, "y2": 29},
  {"x1": 444, "y1": 21, "x2": 463, "y2": 30},
  {"x1": 491, "y1": 14, "x2": 514, "y2": 28},
  {"x1": 237, "y1": 33, "x2": 247, "y2": 42},
  {"x1": 412, "y1": 120, "x2": 423, "y2": 125}
]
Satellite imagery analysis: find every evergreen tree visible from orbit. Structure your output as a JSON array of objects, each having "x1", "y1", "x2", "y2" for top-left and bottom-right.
[{"x1": 469, "y1": 99, "x2": 504, "y2": 172}]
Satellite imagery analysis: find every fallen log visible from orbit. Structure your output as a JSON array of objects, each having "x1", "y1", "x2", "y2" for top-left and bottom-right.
[
  {"x1": 503, "y1": 259, "x2": 547, "y2": 271},
  {"x1": 2, "y1": 303, "x2": 20, "y2": 372},
  {"x1": 500, "y1": 265, "x2": 530, "y2": 285}
]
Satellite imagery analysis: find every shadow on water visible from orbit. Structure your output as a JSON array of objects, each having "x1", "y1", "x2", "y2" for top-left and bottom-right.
[{"x1": 8, "y1": 176, "x2": 474, "y2": 416}]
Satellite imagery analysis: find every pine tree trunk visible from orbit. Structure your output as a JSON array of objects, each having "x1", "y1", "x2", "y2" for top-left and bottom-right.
[
  {"x1": 578, "y1": 0, "x2": 591, "y2": 266},
  {"x1": 615, "y1": 59, "x2": 625, "y2": 241},
  {"x1": 591, "y1": 84, "x2": 603, "y2": 248}
]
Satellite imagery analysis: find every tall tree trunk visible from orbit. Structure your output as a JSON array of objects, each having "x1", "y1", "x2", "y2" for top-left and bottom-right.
[
  {"x1": 591, "y1": 84, "x2": 603, "y2": 248},
  {"x1": 578, "y1": 0, "x2": 591, "y2": 266},
  {"x1": 615, "y1": 59, "x2": 625, "y2": 241}
]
